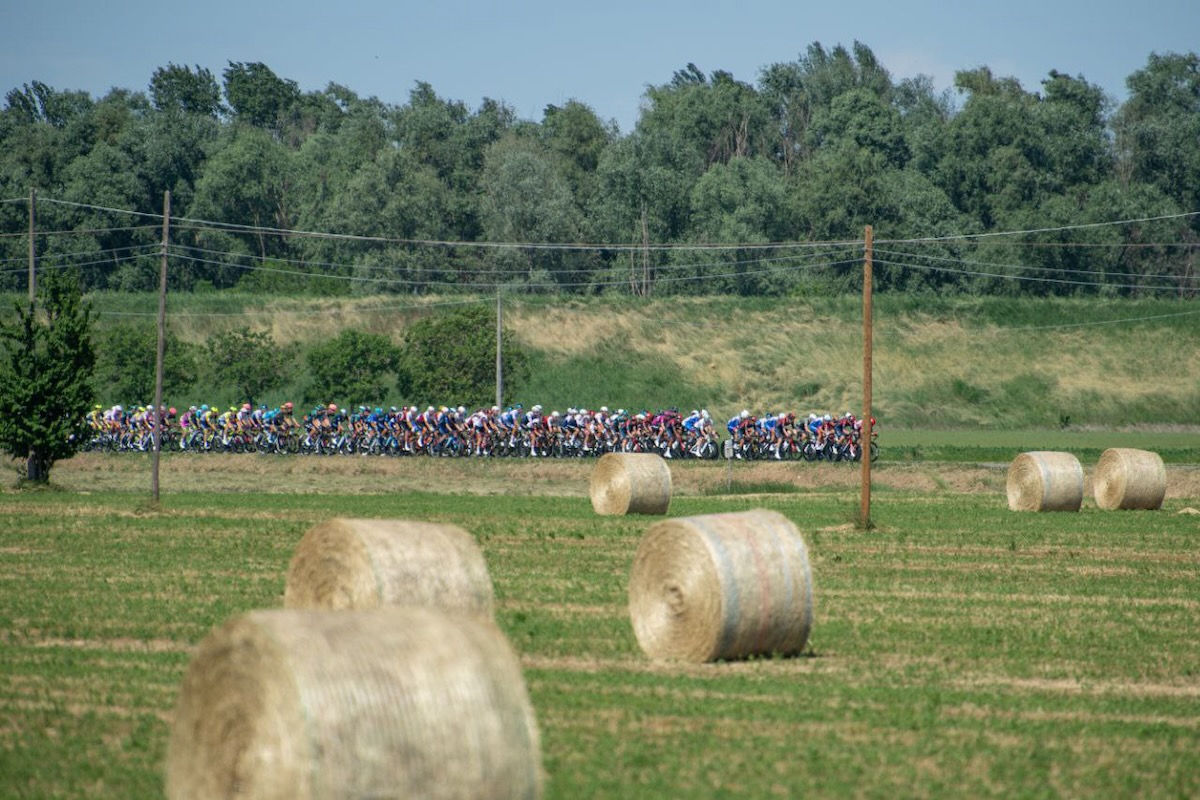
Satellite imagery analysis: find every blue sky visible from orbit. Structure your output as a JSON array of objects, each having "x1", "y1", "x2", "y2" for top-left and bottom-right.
[{"x1": 2, "y1": 0, "x2": 1196, "y2": 132}]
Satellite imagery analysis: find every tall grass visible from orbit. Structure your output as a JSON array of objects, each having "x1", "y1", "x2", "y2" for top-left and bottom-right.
[{"x1": 4, "y1": 291, "x2": 1198, "y2": 428}]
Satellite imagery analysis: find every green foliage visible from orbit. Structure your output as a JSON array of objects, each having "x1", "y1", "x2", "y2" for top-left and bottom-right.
[
  {"x1": 93, "y1": 322, "x2": 197, "y2": 404},
  {"x1": 204, "y1": 328, "x2": 294, "y2": 407},
  {"x1": 396, "y1": 305, "x2": 527, "y2": 406},
  {"x1": 1, "y1": 45, "x2": 1199, "y2": 299},
  {"x1": 0, "y1": 270, "x2": 95, "y2": 481},
  {"x1": 304, "y1": 328, "x2": 400, "y2": 407}
]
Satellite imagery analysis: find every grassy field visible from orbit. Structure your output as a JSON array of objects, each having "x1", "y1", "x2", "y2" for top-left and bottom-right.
[
  {"x1": 34, "y1": 291, "x2": 1200, "y2": 429},
  {"x1": 2, "y1": 455, "x2": 1198, "y2": 798}
]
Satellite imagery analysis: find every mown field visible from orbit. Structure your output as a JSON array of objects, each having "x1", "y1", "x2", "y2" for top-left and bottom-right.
[{"x1": 2, "y1": 455, "x2": 1198, "y2": 798}]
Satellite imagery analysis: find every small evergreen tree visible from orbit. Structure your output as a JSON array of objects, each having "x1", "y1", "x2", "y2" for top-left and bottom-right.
[{"x1": 0, "y1": 270, "x2": 95, "y2": 483}]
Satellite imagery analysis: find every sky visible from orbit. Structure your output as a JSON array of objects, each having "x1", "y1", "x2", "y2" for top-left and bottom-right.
[{"x1": 1, "y1": 0, "x2": 1197, "y2": 133}]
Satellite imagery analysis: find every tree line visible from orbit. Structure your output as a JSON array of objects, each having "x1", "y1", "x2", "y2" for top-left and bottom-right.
[{"x1": 1, "y1": 42, "x2": 1198, "y2": 297}]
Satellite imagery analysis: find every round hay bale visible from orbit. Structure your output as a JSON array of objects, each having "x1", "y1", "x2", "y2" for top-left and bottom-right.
[
  {"x1": 1093, "y1": 448, "x2": 1166, "y2": 510},
  {"x1": 1006, "y1": 451, "x2": 1084, "y2": 512},
  {"x1": 166, "y1": 607, "x2": 542, "y2": 800},
  {"x1": 284, "y1": 518, "x2": 494, "y2": 616},
  {"x1": 628, "y1": 509, "x2": 814, "y2": 663},
  {"x1": 590, "y1": 453, "x2": 672, "y2": 516}
]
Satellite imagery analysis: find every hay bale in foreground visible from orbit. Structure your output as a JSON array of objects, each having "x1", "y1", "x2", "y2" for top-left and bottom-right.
[
  {"x1": 628, "y1": 509, "x2": 814, "y2": 663},
  {"x1": 1094, "y1": 448, "x2": 1166, "y2": 510},
  {"x1": 590, "y1": 453, "x2": 672, "y2": 516},
  {"x1": 166, "y1": 607, "x2": 542, "y2": 800},
  {"x1": 1006, "y1": 451, "x2": 1084, "y2": 512},
  {"x1": 284, "y1": 518, "x2": 494, "y2": 616}
]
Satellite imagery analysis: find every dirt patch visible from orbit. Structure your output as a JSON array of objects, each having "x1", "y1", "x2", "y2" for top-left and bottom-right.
[
  {"x1": 953, "y1": 674, "x2": 1200, "y2": 699},
  {"x1": 32, "y1": 636, "x2": 192, "y2": 654},
  {"x1": 23, "y1": 453, "x2": 1200, "y2": 499}
]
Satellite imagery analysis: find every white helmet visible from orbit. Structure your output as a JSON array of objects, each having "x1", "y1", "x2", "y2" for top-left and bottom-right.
[
  {"x1": 740, "y1": 410, "x2": 750, "y2": 419},
  {"x1": 600, "y1": 406, "x2": 608, "y2": 413},
  {"x1": 823, "y1": 414, "x2": 832, "y2": 421},
  {"x1": 701, "y1": 409, "x2": 710, "y2": 419}
]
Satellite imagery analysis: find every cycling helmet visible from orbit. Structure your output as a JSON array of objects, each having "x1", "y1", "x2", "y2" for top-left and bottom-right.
[
  {"x1": 823, "y1": 414, "x2": 832, "y2": 421},
  {"x1": 168, "y1": 407, "x2": 177, "y2": 416},
  {"x1": 329, "y1": 404, "x2": 338, "y2": 412},
  {"x1": 740, "y1": 410, "x2": 750, "y2": 419},
  {"x1": 600, "y1": 406, "x2": 609, "y2": 413}
]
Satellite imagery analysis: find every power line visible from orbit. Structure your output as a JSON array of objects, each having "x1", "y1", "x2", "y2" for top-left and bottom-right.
[
  {"x1": 874, "y1": 247, "x2": 1193, "y2": 284},
  {"x1": 97, "y1": 295, "x2": 492, "y2": 319},
  {"x1": 875, "y1": 257, "x2": 1193, "y2": 293},
  {"x1": 168, "y1": 242, "x2": 859, "y2": 278},
  {"x1": 875, "y1": 210, "x2": 1200, "y2": 245}
]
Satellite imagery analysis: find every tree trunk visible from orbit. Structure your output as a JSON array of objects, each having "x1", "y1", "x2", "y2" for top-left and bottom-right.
[{"x1": 26, "y1": 448, "x2": 50, "y2": 483}]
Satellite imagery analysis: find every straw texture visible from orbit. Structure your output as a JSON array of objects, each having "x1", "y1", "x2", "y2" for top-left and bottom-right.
[
  {"x1": 284, "y1": 518, "x2": 494, "y2": 617},
  {"x1": 1093, "y1": 448, "x2": 1167, "y2": 510},
  {"x1": 166, "y1": 607, "x2": 542, "y2": 800},
  {"x1": 1006, "y1": 451, "x2": 1084, "y2": 512},
  {"x1": 590, "y1": 453, "x2": 672, "y2": 515},
  {"x1": 628, "y1": 509, "x2": 814, "y2": 663}
]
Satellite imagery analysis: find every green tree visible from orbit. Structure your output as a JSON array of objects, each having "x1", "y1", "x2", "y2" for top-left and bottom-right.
[
  {"x1": 1114, "y1": 52, "x2": 1200, "y2": 232},
  {"x1": 0, "y1": 270, "x2": 95, "y2": 482},
  {"x1": 190, "y1": 126, "x2": 295, "y2": 264},
  {"x1": 304, "y1": 329, "x2": 400, "y2": 407},
  {"x1": 396, "y1": 306, "x2": 528, "y2": 407},
  {"x1": 149, "y1": 63, "x2": 223, "y2": 117},
  {"x1": 222, "y1": 62, "x2": 300, "y2": 131},
  {"x1": 205, "y1": 328, "x2": 294, "y2": 407},
  {"x1": 681, "y1": 156, "x2": 794, "y2": 295},
  {"x1": 94, "y1": 323, "x2": 197, "y2": 404},
  {"x1": 478, "y1": 135, "x2": 586, "y2": 288}
]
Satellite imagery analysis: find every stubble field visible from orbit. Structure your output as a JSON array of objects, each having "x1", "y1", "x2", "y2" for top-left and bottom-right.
[{"x1": 1, "y1": 453, "x2": 1198, "y2": 797}]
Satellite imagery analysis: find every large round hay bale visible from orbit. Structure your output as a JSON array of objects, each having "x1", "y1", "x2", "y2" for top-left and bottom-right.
[
  {"x1": 628, "y1": 509, "x2": 814, "y2": 663},
  {"x1": 166, "y1": 607, "x2": 542, "y2": 800},
  {"x1": 284, "y1": 518, "x2": 494, "y2": 616},
  {"x1": 1006, "y1": 451, "x2": 1084, "y2": 512},
  {"x1": 590, "y1": 453, "x2": 672, "y2": 516},
  {"x1": 1093, "y1": 448, "x2": 1167, "y2": 510}
]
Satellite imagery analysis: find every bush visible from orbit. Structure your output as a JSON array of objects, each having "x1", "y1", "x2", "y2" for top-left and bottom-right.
[
  {"x1": 397, "y1": 306, "x2": 528, "y2": 407},
  {"x1": 304, "y1": 329, "x2": 400, "y2": 407}
]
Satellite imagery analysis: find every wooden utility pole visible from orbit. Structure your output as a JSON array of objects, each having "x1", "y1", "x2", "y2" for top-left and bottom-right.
[
  {"x1": 860, "y1": 224, "x2": 874, "y2": 528},
  {"x1": 495, "y1": 290, "x2": 503, "y2": 410},
  {"x1": 27, "y1": 188, "x2": 36, "y2": 303},
  {"x1": 151, "y1": 191, "x2": 170, "y2": 503}
]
